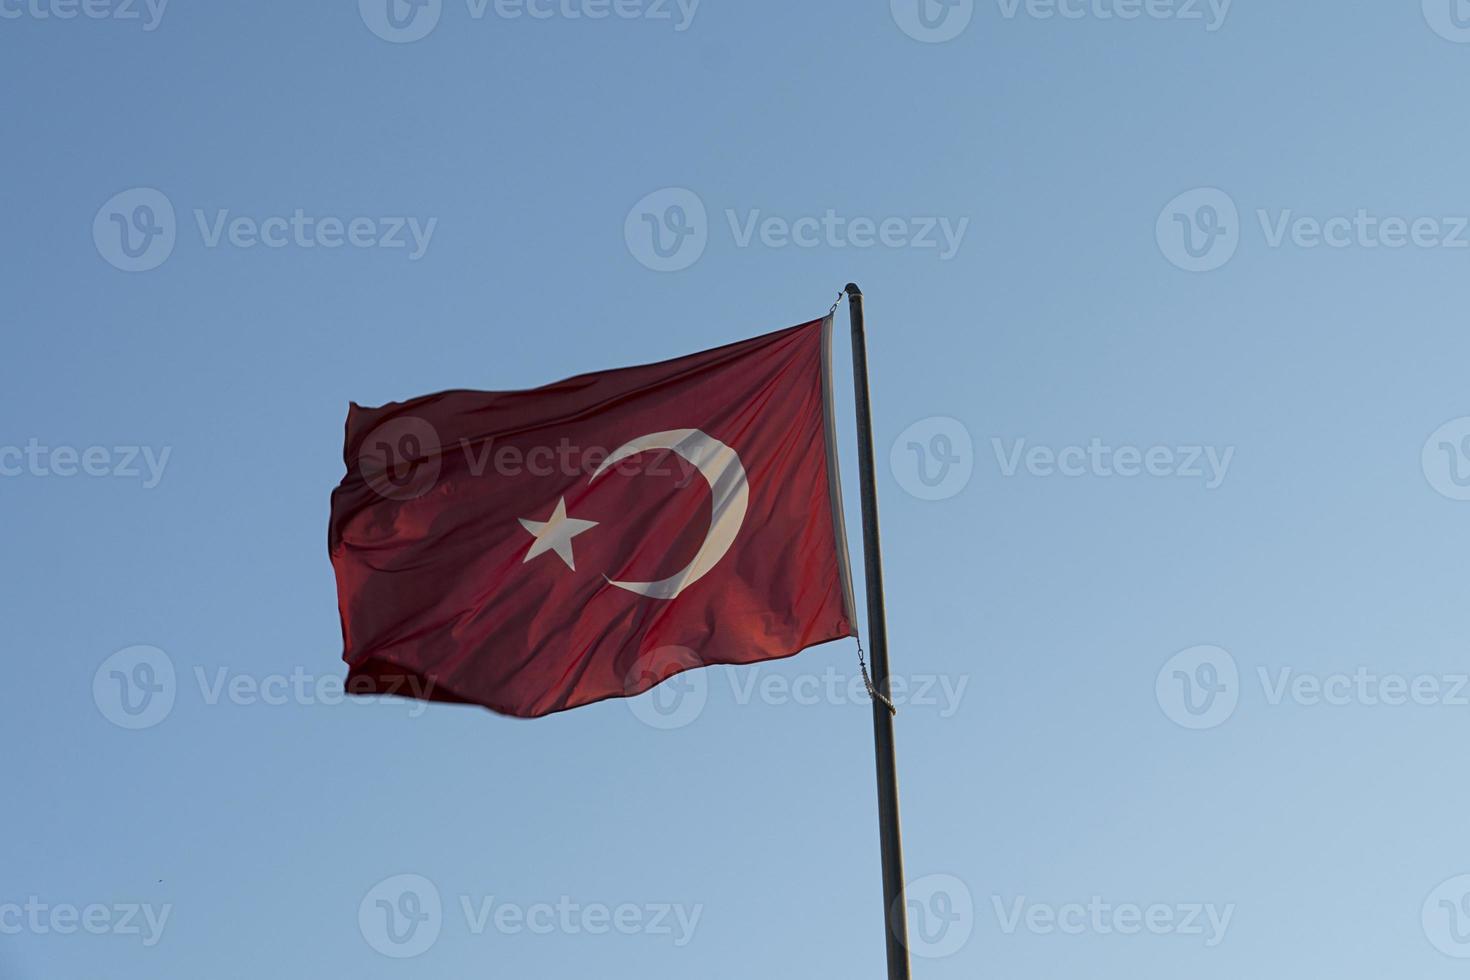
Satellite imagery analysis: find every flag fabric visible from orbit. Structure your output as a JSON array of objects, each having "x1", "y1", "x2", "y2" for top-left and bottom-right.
[{"x1": 328, "y1": 317, "x2": 857, "y2": 718}]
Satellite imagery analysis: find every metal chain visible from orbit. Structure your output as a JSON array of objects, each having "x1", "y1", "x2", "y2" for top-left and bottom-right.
[{"x1": 857, "y1": 637, "x2": 897, "y2": 716}]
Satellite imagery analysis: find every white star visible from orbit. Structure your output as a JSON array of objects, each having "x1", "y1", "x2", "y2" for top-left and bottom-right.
[{"x1": 518, "y1": 497, "x2": 598, "y2": 571}]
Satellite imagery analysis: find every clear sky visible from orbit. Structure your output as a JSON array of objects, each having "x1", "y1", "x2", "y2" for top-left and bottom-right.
[{"x1": 6, "y1": 1, "x2": 1470, "y2": 977}]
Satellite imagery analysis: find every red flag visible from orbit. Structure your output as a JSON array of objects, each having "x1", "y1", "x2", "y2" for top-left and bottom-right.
[{"x1": 329, "y1": 317, "x2": 857, "y2": 718}]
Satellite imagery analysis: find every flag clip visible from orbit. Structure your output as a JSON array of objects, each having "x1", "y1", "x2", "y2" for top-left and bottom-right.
[
  {"x1": 827, "y1": 290, "x2": 844, "y2": 318},
  {"x1": 857, "y1": 637, "x2": 897, "y2": 716}
]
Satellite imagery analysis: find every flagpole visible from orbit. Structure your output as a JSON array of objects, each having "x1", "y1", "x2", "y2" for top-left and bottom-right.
[{"x1": 844, "y1": 283, "x2": 912, "y2": 980}]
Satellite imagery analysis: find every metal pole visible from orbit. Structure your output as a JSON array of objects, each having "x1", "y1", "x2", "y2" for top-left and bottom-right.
[{"x1": 845, "y1": 283, "x2": 911, "y2": 980}]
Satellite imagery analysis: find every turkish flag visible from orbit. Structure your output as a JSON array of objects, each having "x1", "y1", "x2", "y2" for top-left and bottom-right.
[{"x1": 328, "y1": 317, "x2": 858, "y2": 718}]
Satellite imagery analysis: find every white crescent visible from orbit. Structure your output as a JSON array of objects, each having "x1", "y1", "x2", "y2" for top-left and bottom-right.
[{"x1": 590, "y1": 429, "x2": 748, "y2": 599}]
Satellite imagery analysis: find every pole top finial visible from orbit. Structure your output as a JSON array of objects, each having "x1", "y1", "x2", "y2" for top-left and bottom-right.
[{"x1": 844, "y1": 282, "x2": 863, "y2": 297}]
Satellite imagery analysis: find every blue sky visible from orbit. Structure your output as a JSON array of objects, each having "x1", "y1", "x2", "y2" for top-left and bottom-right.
[{"x1": 7, "y1": 1, "x2": 1470, "y2": 977}]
